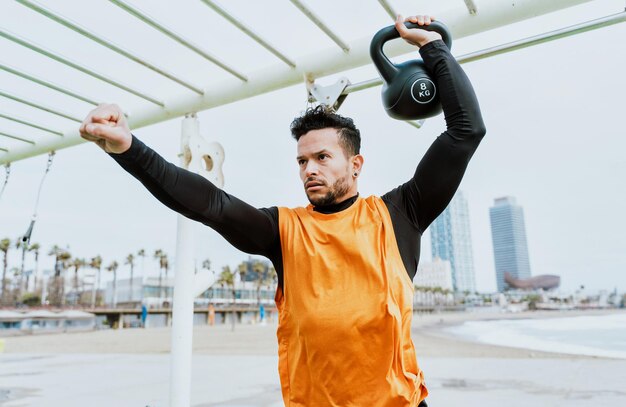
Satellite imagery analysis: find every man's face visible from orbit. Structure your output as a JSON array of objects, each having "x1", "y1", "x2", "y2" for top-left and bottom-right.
[{"x1": 297, "y1": 128, "x2": 359, "y2": 206}]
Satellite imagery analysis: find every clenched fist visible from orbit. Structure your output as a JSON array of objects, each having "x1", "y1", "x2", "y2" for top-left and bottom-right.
[{"x1": 79, "y1": 103, "x2": 132, "y2": 154}]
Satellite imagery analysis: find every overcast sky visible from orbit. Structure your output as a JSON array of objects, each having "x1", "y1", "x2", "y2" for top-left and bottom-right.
[{"x1": 1, "y1": 0, "x2": 625, "y2": 293}]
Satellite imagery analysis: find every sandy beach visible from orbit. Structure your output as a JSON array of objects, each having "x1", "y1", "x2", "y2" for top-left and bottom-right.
[{"x1": 2, "y1": 309, "x2": 626, "y2": 406}]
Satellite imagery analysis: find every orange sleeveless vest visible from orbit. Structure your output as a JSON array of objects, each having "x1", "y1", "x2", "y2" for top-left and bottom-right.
[{"x1": 276, "y1": 196, "x2": 427, "y2": 406}]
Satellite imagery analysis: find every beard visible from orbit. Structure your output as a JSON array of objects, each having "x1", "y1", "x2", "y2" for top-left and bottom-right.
[{"x1": 305, "y1": 174, "x2": 351, "y2": 207}]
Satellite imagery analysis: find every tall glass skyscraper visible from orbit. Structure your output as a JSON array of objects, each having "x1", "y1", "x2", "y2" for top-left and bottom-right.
[
  {"x1": 489, "y1": 196, "x2": 531, "y2": 292},
  {"x1": 430, "y1": 191, "x2": 476, "y2": 293}
]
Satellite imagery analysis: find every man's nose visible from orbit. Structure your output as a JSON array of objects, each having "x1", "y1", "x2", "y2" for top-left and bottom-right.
[{"x1": 304, "y1": 161, "x2": 319, "y2": 176}]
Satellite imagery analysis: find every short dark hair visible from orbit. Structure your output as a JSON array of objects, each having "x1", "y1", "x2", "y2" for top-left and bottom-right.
[{"x1": 290, "y1": 105, "x2": 361, "y2": 157}]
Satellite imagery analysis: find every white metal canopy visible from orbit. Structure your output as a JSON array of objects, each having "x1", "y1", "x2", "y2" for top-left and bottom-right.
[{"x1": 1, "y1": 0, "x2": 624, "y2": 164}]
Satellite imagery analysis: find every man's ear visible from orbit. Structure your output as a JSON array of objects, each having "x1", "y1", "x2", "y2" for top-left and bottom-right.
[{"x1": 352, "y1": 154, "x2": 364, "y2": 176}]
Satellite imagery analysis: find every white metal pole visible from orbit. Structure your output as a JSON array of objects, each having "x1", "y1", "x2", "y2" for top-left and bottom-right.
[
  {"x1": 169, "y1": 114, "x2": 199, "y2": 407},
  {"x1": 0, "y1": 62, "x2": 100, "y2": 106}
]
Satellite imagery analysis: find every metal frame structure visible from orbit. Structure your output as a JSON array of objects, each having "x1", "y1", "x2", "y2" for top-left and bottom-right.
[
  {"x1": 2, "y1": 0, "x2": 623, "y2": 165},
  {"x1": 1, "y1": 1, "x2": 624, "y2": 406}
]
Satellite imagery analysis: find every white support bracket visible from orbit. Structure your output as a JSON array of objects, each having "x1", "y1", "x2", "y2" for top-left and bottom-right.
[
  {"x1": 306, "y1": 75, "x2": 423, "y2": 127},
  {"x1": 306, "y1": 76, "x2": 351, "y2": 111},
  {"x1": 180, "y1": 115, "x2": 225, "y2": 188}
]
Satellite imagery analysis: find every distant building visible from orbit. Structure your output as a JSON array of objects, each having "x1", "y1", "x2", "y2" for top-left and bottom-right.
[
  {"x1": 108, "y1": 277, "x2": 148, "y2": 305},
  {"x1": 489, "y1": 196, "x2": 532, "y2": 291},
  {"x1": 105, "y1": 276, "x2": 277, "y2": 309},
  {"x1": 430, "y1": 191, "x2": 476, "y2": 292},
  {"x1": 197, "y1": 280, "x2": 277, "y2": 307},
  {"x1": 106, "y1": 276, "x2": 173, "y2": 307},
  {"x1": 414, "y1": 258, "x2": 453, "y2": 290},
  {"x1": 504, "y1": 272, "x2": 559, "y2": 290}
]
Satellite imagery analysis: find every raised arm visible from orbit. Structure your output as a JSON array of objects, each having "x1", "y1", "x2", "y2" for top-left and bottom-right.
[
  {"x1": 79, "y1": 104, "x2": 279, "y2": 257},
  {"x1": 383, "y1": 15, "x2": 486, "y2": 233}
]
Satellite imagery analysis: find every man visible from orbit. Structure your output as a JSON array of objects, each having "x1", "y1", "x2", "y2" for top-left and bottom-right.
[{"x1": 80, "y1": 15, "x2": 485, "y2": 407}]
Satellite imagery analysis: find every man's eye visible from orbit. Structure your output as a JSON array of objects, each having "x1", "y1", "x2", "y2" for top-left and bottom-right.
[
  {"x1": 298, "y1": 160, "x2": 306, "y2": 165},
  {"x1": 319, "y1": 154, "x2": 328, "y2": 160}
]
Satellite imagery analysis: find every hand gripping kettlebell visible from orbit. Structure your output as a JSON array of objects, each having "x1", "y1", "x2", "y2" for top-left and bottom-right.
[{"x1": 370, "y1": 21, "x2": 452, "y2": 121}]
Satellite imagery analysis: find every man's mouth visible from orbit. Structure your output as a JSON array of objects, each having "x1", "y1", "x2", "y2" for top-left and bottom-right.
[{"x1": 305, "y1": 179, "x2": 325, "y2": 190}]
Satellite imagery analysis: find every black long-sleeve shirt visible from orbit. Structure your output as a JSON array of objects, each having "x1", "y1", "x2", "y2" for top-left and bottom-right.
[{"x1": 109, "y1": 40, "x2": 486, "y2": 287}]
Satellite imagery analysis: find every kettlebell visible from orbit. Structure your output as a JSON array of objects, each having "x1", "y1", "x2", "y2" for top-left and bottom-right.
[{"x1": 370, "y1": 21, "x2": 452, "y2": 121}]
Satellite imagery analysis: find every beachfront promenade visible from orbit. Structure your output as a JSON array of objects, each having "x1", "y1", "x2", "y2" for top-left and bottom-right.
[{"x1": 2, "y1": 309, "x2": 626, "y2": 406}]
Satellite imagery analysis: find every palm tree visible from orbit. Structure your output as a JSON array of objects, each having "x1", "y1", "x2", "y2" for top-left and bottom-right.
[
  {"x1": 251, "y1": 260, "x2": 266, "y2": 307},
  {"x1": 218, "y1": 265, "x2": 236, "y2": 331},
  {"x1": 442, "y1": 288, "x2": 453, "y2": 306},
  {"x1": 432, "y1": 286, "x2": 444, "y2": 306},
  {"x1": 160, "y1": 254, "x2": 169, "y2": 301},
  {"x1": 28, "y1": 243, "x2": 40, "y2": 293},
  {"x1": 217, "y1": 266, "x2": 235, "y2": 288},
  {"x1": 48, "y1": 246, "x2": 71, "y2": 306},
  {"x1": 58, "y1": 250, "x2": 72, "y2": 306},
  {"x1": 267, "y1": 266, "x2": 277, "y2": 286},
  {"x1": 137, "y1": 248, "x2": 146, "y2": 281},
  {"x1": 154, "y1": 249, "x2": 164, "y2": 300},
  {"x1": 9, "y1": 267, "x2": 20, "y2": 302},
  {"x1": 238, "y1": 262, "x2": 247, "y2": 283},
  {"x1": 245, "y1": 260, "x2": 275, "y2": 323},
  {"x1": 107, "y1": 261, "x2": 119, "y2": 308},
  {"x1": 89, "y1": 255, "x2": 102, "y2": 309},
  {"x1": 202, "y1": 258, "x2": 214, "y2": 285},
  {"x1": 125, "y1": 253, "x2": 136, "y2": 304},
  {"x1": 414, "y1": 285, "x2": 432, "y2": 308},
  {"x1": 45, "y1": 244, "x2": 61, "y2": 305},
  {"x1": 15, "y1": 237, "x2": 26, "y2": 296},
  {"x1": 1, "y1": 238, "x2": 10, "y2": 305},
  {"x1": 70, "y1": 258, "x2": 86, "y2": 305},
  {"x1": 237, "y1": 262, "x2": 248, "y2": 312}
]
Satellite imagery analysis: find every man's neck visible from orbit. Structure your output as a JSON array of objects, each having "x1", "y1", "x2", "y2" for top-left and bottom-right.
[{"x1": 313, "y1": 193, "x2": 359, "y2": 214}]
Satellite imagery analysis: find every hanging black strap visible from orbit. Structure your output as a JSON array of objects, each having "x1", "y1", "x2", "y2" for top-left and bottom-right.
[
  {"x1": 0, "y1": 163, "x2": 10, "y2": 202},
  {"x1": 22, "y1": 151, "x2": 55, "y2": 246}
]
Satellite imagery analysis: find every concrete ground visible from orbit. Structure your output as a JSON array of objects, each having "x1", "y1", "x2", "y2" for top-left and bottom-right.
[
  {"x1": 2, "y1": 311, "x2": 625, "y2": 406},
  {"x1": 2, "y1": 352, "x2": 626, "y2": 407}
]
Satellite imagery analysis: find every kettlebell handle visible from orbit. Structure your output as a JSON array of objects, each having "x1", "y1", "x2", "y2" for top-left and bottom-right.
[{"x1": 370, "y1": 21, "x2": 452, "y2": 84}]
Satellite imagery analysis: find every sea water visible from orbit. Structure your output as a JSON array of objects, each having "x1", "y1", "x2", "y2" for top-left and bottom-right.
[{"x1": 443, "y1": 312, "x2": 626, "y2": 359}]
